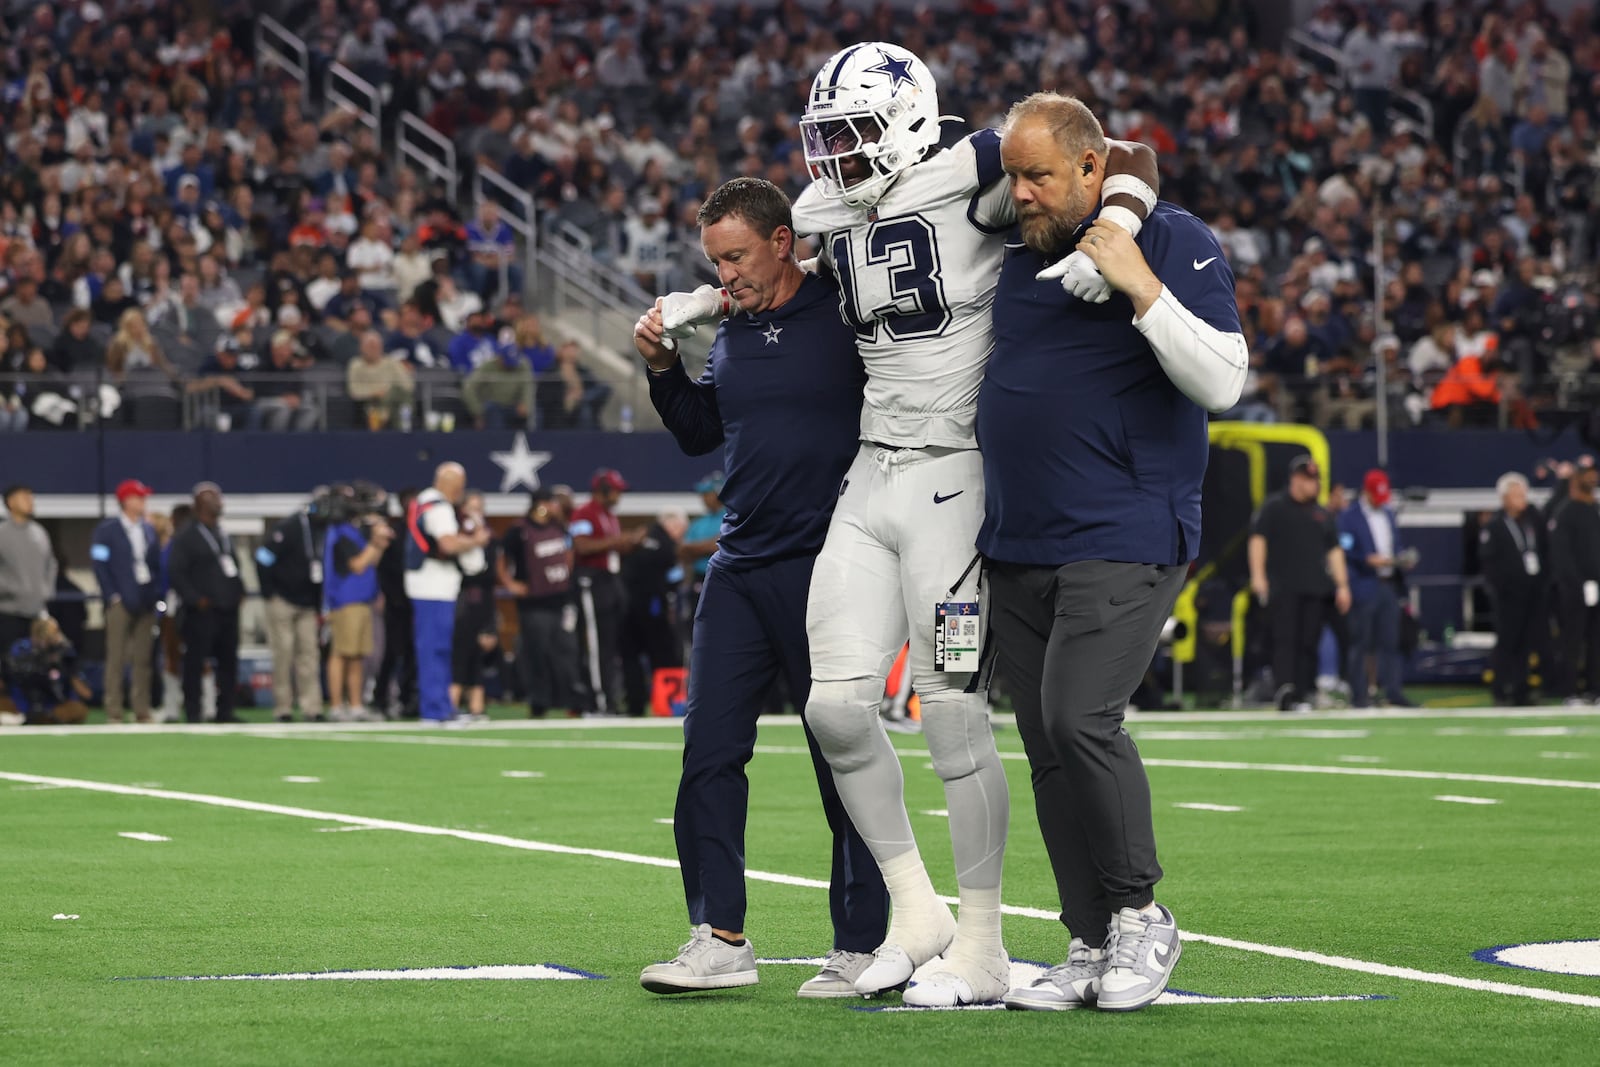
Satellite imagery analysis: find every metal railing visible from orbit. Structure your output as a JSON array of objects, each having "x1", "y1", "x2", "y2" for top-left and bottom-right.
[
  {"x1": 325, "y1": 63, "x2": 382, "y2": 151},
  {"x1": 255, "y1": 16, "x2": 310, "y2": 105},
  {"x1": 1282, "y1": 29, "x2": 1434, "y2": 141},
  {"x1": 397, "y1": 112, "x2": 457, "y2": 203}
]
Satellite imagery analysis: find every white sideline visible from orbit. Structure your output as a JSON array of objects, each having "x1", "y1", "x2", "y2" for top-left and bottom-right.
[
  {"x1": 245, "y1": 732, "x2": 1600, "y2": 793},
  {"x1": 4, "y1": 769, "x2": 1599, "y2": 1011}
]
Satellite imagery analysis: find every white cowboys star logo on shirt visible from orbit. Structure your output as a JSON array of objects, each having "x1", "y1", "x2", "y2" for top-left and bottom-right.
[{"x1": 761, "y1": 323, "x2": 783, "y2": 346}]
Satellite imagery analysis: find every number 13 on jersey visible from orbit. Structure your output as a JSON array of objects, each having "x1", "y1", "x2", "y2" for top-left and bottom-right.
[{"x1": 831, "y1": 214, "x2": 953, "y2": 344}]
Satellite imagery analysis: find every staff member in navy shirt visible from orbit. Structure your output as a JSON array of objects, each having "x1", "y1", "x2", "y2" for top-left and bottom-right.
[
  {"x1": 630, "y1": 177, "x2": 887, "y2": 999},
  {"x1": 90, "y1": 479, "x2": 161, "y2": 724},
  {"x1": 980, "y1": 94, "x2": 1247, "y2": 1015}
]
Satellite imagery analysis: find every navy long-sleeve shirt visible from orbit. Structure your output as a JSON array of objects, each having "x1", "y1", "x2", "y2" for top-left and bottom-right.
[{"x1": 647, "y1": 271, "x2": 865, "y2": 570}]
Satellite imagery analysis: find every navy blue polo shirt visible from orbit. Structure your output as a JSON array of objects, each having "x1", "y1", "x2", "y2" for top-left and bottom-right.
[
  {"x1": 976, "y1": 201, "x2": 1240, "y2": 567},
  {"x1": 649, "y1": 271, "x2": 866, "y2": 569}
]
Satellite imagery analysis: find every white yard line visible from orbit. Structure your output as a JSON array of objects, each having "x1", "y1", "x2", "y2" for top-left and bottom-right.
[
  {"x1": 1140, "y1": 759, "x2": 1600, "y2": 791},
  {"x1": 1434, "y1": 795, "x2": 1501, "y2": 805},
  {"x1": 1174, "y1": 803, "x2": 1243, "y2": 812},
  {"x1": 4, "y1": 769, "x2": 1599, "y2": 1011}
]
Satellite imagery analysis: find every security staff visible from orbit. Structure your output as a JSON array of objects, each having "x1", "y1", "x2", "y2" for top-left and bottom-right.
[
  {"x1": 632, "y1": 176, "x2": 886, "y2": 998},
  {"x1": 256, "y1": 497, "x2": 326, "y2": 723},
  {"x1": 1250, "y1": 455, "x2": 1352, "y2": 711},
  {"x1": 980, "y1": 93, "x2": 1247, "y2": 1014},
  {"x1": 498, "y1": 489, "x2": 578, "y2": 718},
  {"x1": 1479, "y1": 472, "x2": 1546, "y2": 706},
  {"x1": 1547, "y1": 456, "x2": 1600, "y2": 703},
  {"x1": 166, "y1": 482, "x2": 245, "y2": 724}
]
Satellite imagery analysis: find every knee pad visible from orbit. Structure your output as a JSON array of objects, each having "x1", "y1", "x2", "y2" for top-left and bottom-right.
[
  {"x1": 919, "y1": 691, "x2": 1000, "y2": 782},
  {"x1": 805, "y1": 678, "x2": 885, "y2": 772}
]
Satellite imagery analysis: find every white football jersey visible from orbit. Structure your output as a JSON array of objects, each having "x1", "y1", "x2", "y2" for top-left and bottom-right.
[{"x1": 793, "y1": 129, "x2": 1013, "y2": 449}]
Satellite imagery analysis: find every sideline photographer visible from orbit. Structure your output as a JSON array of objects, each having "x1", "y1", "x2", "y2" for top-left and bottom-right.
[
  {"x1": 257, "y1": 488, "x2": 331, "y2": 722},
  {"x1": 323, "y1": 481, "x2": 394, "y2": 721},
  {"x1": 4, "y1": 616, "x2": 91, "y2": 725}
]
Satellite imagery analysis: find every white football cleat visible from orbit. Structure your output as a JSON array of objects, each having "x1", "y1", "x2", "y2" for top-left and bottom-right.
[
  {"x1": 853, "y1": 906, "x2": 957, "y2": 996},
  {"x1": 903, "y1": 943, "x2": 1010, "y2": 1007}
]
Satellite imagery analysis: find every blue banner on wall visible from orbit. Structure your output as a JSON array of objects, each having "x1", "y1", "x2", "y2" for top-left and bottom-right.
[
  {"x1": 0, "y1": 427, "x2": 1591, "y2": 498},
  {"x1": 0, "y1": 430, "x2": 719, "y2": 496}
]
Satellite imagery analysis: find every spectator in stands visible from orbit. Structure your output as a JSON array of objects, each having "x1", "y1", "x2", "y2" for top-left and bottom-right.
[
  {"x1": 165, "y1": 482, "x2": 243, "y2": 724},
  {"x1": 464, "y1": 345, "x2": 534, "y2": 431},
  {"x1": 91, "y1": 480, "x2": 160, "y2": 724},
  {"x1": 538, "y1": 340, "x2": 611, "y2": 430},
  {"x1": 348, "y1": 218, "x2": 397, "y2": 302},
  {"x1": 510, "y1": 315, "x2": 557, "y2": 376},
  {"x1": 621, "y1": 195, "x2": 674, "y2": 293},
  {"x1": 392, "y1": 234, "x2": 435, "y2": 304},
  {"x1": 348, "y1": 330, "x2": 415, "y2": 430},
  {"x1": 1430, "y1": 342, "x2": 1509, "y2": 428},
  {"x1": 253, "y1": 331, "x2": 318, "y2": 432},
  {"x1": 448, "y1": 307, "x2": 503, "y2": 373},
  {"x1": 1, "y1": 276, "x2": 53, "y2": 333},
  {"x1": 464, "y1": 200, "x2": 520, "y2": 300},
  {"x1": 386, "y1": 300, "x2": 448, "y2": 369},
  {"x1": 49, "y1": 310, "x2": 100, "y2": 374}
]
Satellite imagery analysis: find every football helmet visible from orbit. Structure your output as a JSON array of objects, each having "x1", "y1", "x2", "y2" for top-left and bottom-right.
[{"x1": 801, "y1": 42, "x2": 940, "y2": 209}]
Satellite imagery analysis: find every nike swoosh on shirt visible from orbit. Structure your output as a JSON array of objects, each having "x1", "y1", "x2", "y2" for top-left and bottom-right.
[
  {"x1": 1192, "y1": 257, "x2": 1218, "y2": 270},
  {"x1": 933, "y1": 491, "x2": 964, "y2": 504}
]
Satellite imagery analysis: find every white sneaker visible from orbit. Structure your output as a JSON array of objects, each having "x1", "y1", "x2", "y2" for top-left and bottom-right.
[
  {"x1": 903, "y1": 942, "x2": 1010, "y2": 1007},
  {"x1": 1004, "y1": 938, "x2": 1106, "y2": 1011},
  {"x1": 854, "y1": 906, "x2": 958, "y2": 996},
  {"x1": 639, "y1": 924, "x2": 758, "y2": 994},
  {"x1": 796, "y1": 950, "x2": 874, "y2": 999},
  {"x1": 1097, "y1": 904, "x2": 1181, "y2": 1012}
]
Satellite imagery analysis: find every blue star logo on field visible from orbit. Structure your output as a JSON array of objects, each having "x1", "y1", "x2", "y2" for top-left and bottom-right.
[
  {"x1": 762, "y1": 323, "x2": 783, "y2": 346},
  {"x1": 489, "y1": 432, "x2": 553, "y2": 493},
  {"x1": 1474, "y1": 940, "x2": 1600, "y2": 977},
  {"x1": 865, "y1": 53, "x2": 917, "y2": 90}
]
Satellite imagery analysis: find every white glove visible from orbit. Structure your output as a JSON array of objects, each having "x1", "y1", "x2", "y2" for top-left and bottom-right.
[
  {"x1": 1585, "y1": 580, "x2": 1598, "y2": 608},
  {"x1": 660, "y1": 285, "x2": 732, "y2": 337},
  {"x1": 1036, "y1": 250, "x2": 1111, "y2": 304}
]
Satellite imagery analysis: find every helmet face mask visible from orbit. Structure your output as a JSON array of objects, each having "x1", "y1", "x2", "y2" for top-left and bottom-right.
[{"x1": 802, "y1": 43, "x2": 939, "y2": 209}]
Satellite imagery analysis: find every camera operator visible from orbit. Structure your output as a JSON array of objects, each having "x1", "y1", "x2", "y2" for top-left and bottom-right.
[
  {"x1": 4, "y1": 616, "x2": 92, "y2": 724},
  {"x1": 1547, "y1": 455, "x2": 1600, "y2": 704},
  {"x1": 324, "y1": 483, "x2": 394, "y2": 722},
  {"x1": 256, "y1": 488, "x2": 330, "y2": 723},
  {"x1": 1479, "y1": 472, "x2": 1546, "y2": 706}
]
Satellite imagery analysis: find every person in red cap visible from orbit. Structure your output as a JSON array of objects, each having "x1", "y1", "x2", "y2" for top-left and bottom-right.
[
  {"x1": 90, "y1": 480, "x2": 162, "y2": 723},
  {"x1": 568, "y1": 468, "x2": 645, "y2": 715},
  {"x1": 1338, "y1": 469, "x2": 1417, "y2": 707}
]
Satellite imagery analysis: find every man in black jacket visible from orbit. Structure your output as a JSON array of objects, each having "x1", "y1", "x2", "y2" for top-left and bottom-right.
[
  {"x1": 1478, "y1": 472, "x2": 1546, "y2": 706},
  {"x1": 373, "y1": 488, "x2": 419, "y2": 718},
  {"x1": 620, "y1": 510, "x2": 687, "y2": 717},
  {"x1": 166, "y1": 482, "x2": 245, "y2": 723},
  {"x1": 1548, "y1": 456, "x2": 1600, "y2": 704},
  {"x1": 256, "y1": 497, "x2": 326, "y2": 722}
]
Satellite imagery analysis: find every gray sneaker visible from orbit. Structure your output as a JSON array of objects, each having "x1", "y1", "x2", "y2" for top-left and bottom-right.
[
  {"x1": 796, "y1": 950, "x2": 875, "y2": 999},
  {"x1": 639, "y1": 924, "x2": 758, "y2": 994},
  {"x1": 1096, "y1": 904, "x2": 1181, "y2": 1012},
  {"x1": 1004, "y1": 938, "x2": 1106, "y2": 1011}
]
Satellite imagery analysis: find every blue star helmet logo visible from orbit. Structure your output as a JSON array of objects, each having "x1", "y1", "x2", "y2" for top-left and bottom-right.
[{"x1": 865, "y1": 52, "x2": 917, "y2": 91}]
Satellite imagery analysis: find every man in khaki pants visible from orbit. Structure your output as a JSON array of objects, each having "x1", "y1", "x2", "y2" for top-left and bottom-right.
[
  {"x1": 91, "y1": 480, "x2": 162, "y2": 723},
  {"x1": 256, "y1": 504, "x2": 326, "y2": 722}
]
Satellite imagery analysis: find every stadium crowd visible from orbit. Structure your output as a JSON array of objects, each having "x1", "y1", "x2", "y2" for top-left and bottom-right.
[{"x1": 0, "y1": 0, "x2": 1596, "y2": 437}]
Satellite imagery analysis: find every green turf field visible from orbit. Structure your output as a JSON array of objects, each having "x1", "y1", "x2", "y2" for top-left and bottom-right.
[{"x1": 4, "y1": 707, "x2": 1599, "y2": 1065}]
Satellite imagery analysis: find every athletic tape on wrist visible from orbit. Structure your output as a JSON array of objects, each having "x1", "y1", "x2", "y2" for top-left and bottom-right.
[
  {"x1": 1101, "y1": 173, "x2": 1156, "y2": 213},
  {"x1": 1098, "y1": 204, "x2": 1144, "y2": 238}
]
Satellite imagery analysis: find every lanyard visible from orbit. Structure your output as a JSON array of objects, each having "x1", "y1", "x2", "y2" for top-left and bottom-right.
[
  {"x1": 1504, "y1": 515, "x2": 1529, "y2": 555},
  {"x1": 196, "y1": 522, "x2": 230, "y2": 561},
  {"x1": 945, "y1": 553, "x2": 983, "y2": 601}
]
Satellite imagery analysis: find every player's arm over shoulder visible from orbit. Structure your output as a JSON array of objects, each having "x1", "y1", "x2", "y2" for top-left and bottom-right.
[{"x1": 1102, "y1": 139, "x2": 1159, "y2": 232}]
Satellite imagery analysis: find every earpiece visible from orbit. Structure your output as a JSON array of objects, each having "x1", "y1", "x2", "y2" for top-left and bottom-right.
[{"x1": 1081, "y1": 160, "x2": 1094, "y2": 176}]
